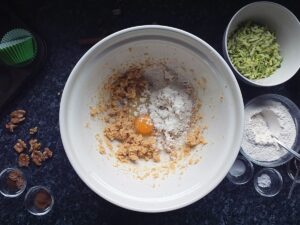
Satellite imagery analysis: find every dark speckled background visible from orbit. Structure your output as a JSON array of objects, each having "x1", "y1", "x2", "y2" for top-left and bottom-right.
[{"x1": 0, "y1": 0, "x2": 300, "y2": 224}]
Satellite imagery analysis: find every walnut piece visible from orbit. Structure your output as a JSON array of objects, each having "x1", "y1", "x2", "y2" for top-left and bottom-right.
[
  {"x1": 29, "y1": 139, "x2": 41, "y2": 152},
  {"x1": 29, "y1": 127, "x2": 38, "y2": 135},
  {"x1": 5, "y1": 122, "x2": 17, "y2": 132},
  {"x1": 18, "y1": 153, "x2": 30, "y2": 167},
  {"x1": 31, "y1": 151, "x2": 43, "y2": 166},
  {"x1": 10, "y1": 109, "x2": 26, "y2": 118},
  {"x1": 5, "y1": 109, "x2": 26, "y2": 132},
  {"x1": 9, "y1": 110, "x2": 26, "y2": 124},
  {"x1": 42, "y1": 148, "x2": 53, "y2": 160},
  {"x1": 10, "y1": 116, "x2": 25, "y2": 124},
  {"x1": 14, "y1": 139, "x2": 27, "y2": 153}
]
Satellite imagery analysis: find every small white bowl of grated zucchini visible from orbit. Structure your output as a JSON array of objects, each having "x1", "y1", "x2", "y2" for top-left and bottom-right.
[{"x1": 223, "y1": 1, "x2": 300, "y2": 87}]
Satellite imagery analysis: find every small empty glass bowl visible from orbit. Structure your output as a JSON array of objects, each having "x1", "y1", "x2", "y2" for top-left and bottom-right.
[
  {"x1": 0, "y1": 168, "x2": 27, "y2": 197},
  {"x1": 254, "y1": 168, "x2": 283, "y2": 197},
  {"x1": 227, "y1": 155, "x2": 254, "y2": 185},
  {"x1": 25, "y1": 186, "x2": 54, "y2": 216}
]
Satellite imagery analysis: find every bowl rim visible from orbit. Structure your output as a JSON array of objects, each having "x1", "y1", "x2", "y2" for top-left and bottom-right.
[
  {"x1": 59, "y1": 25, "x2": 244, "y2": 212},
  {"x1": 240, "y1": 93, "x2": 300, "y2": 167},
  {"x1": 223, "y1": 1, "x2": 300, "y2": 87}
]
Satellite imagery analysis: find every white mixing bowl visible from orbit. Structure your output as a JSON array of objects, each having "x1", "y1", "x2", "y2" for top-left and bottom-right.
[{"x1": 60, "y1": 25, "x2": 244, "y2": 212}]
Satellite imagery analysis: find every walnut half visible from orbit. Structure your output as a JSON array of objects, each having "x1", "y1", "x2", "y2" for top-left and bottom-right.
[
  {"x1": 14, "y1": 139, "x2": 27, "y2": 153},
  {"x1": 42, "y1": 148, "x2": 53, "y2": 160},
  {"x1": 5, "y1": 109, "x2": 26, "y2": 132},
  {"x1": 29, "y1": 127, "x2": 38, "y2": 135},
  {"x1": 31, "y1": 151, "x2": 43, "y2": 166},
  {"x1": 29, "y1": 139, "x2": 41, "y2": 152},
  {"x1": 5, "y1": 122, "x2": 17, "y2": 133},
  {"x1": 18, "y1": 154, "x2": 30, "y2": 167}
]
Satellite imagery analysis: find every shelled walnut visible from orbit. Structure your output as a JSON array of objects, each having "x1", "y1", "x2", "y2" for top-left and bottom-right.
[
  {"x1": 14, "y1": 139, "x2": 27, "y2": 153},
  {"x1": 18, "y1": 154, "x2": 30, "y2": 167},
  {"x1": 5, "y1": 110, "x2": 26, "y2": 132}
]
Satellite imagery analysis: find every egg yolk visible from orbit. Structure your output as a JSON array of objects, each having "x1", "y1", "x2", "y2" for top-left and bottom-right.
[{"x1": 134, "y1": 115, "x2": 154, "y2": 135}]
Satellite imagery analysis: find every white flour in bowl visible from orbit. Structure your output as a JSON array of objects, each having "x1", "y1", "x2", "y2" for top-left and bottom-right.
[
  {"x1": 242, "y1": 100, "x2": 296, "y2": 162},
  {"x1": 148, "y1": 85, "x2": 193, "y2": 152},
  {"x1": 135, "y1": 64, "x2": 194, "y2": 154}
]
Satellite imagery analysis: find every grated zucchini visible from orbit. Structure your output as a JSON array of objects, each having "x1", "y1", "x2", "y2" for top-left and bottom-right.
[{"x1": 227, "y1": 21, "x2": 283, "y2": 80}]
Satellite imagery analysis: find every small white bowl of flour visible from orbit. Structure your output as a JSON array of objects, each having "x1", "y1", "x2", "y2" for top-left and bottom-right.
[{"x1": 241, "y1": 94, "x2": 300, "y2": 167}]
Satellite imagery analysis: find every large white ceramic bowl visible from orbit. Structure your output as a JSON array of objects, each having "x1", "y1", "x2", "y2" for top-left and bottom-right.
[
  {"x1": 223, "y1": 1, "x2": 300, "y2": 87},
  {"x1": 60, "y1": 25, "x2": 244, "y2": 212}
]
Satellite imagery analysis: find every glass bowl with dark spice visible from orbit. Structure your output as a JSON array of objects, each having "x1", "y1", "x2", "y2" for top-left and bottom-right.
[
  {"x1": 0, "y1": 168, "x2": 27, "y2": 197},
  {"x1": 24, "y1": 186, "x2": 54, "y2": 216}
]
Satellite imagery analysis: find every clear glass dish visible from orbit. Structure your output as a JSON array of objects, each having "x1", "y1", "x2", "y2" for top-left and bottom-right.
[
  {"x1": 227, "y1": 154, "x2": 254, "y2": 185},
  {"x1": 0, "y1": 168, "x2": 27, "y2": 198},
  {"x1": 240, "y1": 94, "x2": 300, "y2": 167},
  {"x1": 24, "y1": 186, "x2": 54, "y2": 216},
  {"x1": 254, "y1": 168, "x2": 283, "y2": 197}
]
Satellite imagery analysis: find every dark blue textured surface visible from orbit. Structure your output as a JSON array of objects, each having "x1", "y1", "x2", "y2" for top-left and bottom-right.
[{"x1": 0, "y1": 0, "x2": 300, "y2": 224}]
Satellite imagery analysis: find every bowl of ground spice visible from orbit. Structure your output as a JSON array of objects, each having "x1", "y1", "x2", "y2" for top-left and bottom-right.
[
  {"x1": 60, "y1": 25, "x2": 244, "y2": 212},
  {"x1": 25, "y1": 186, "x2": 54, "y2": 216},
  {"x1": 223, "y1": 2, "x2": 300, "y2": 87},
  {"x1": 0, "y1": 168, "x2": 26, "y2": 197}
]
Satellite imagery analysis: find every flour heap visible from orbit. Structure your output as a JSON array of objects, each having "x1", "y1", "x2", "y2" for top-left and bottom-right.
[
  {"x1": 242, "y1": 100, "x2": 296, "y2": 162},
  {"x1": 136, "y1": 65, "x2": 194, "y2": 154},
  {"x1": 148, "y1": 85, "x2": 193, "y2": 152}
]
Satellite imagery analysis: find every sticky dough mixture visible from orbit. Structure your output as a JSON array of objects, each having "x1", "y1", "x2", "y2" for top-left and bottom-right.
[{"x1": 96, "y1": 64, "x2": 206, "y2": 163}]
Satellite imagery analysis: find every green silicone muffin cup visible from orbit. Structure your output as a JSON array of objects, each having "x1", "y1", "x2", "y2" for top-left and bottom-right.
[{"x1": 0, "y1": 28, "x2": 37, "y2": 66}]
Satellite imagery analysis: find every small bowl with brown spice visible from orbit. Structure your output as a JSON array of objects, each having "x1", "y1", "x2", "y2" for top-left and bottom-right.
[
  {"x1": 25, "y1": 186, "x2": 54, "y2": 216},
  {"x1": 0, "y1": 168, "x2": 26, "y2": 198}
]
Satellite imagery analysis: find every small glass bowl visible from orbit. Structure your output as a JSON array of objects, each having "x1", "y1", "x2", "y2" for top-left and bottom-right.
[
  {"x1": 254, "y1": 168, "x2": 283, "y2": 197},
  {"x1": 25, "y1": 186, "x2": 54, "y2": 216},
  {"x1": 240, "y1": 94, "x2": 300, "y2": 167},
  {"x1": 227, "y1": 155, "x2": 254, "y2": 185},
  {"x1": 0, "y1": 168, "x2": 27, "y2": 197}
]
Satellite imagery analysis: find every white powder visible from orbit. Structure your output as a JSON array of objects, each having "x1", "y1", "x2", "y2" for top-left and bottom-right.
[
  {"x1": 136, "y1": 64, "x2": 194, "y2": 153},
  {"x1": 242, "y1": 100, "x2": 296, "y2": 162},
  {"x1": 148, "y1": 85, "x2": 193, "y2": 152},
  {"x1": 257, "y1": 174, "x2": 271, "y2": 188},
  {"x1": 246, "y1": 114, "x2": 275, "y2": 145},
  {"x1": 229, "y1": 159, "x2": 246, "y2": 177}
]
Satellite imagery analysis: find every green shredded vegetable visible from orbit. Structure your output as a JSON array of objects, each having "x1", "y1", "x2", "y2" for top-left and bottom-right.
[{"x1": 227, "y1": 21, "x2": 283, "y2": 80}]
